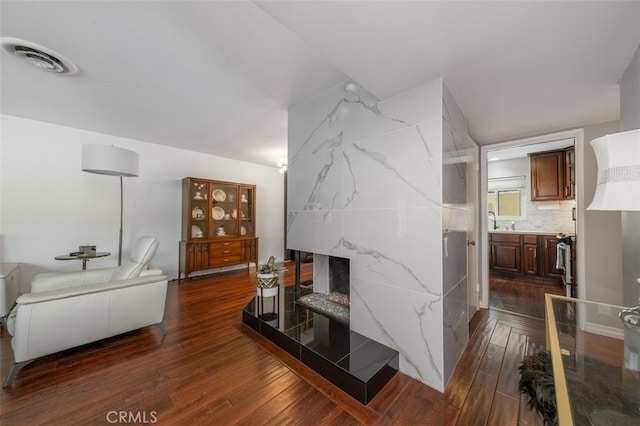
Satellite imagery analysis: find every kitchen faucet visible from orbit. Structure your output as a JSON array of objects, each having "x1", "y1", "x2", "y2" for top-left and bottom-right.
[{"x1": 488, "y1": 211, "x2": 498, "y2": 230}]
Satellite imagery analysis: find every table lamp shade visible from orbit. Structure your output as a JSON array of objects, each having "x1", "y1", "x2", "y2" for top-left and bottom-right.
[
  {"x1": 587, "y1": 129, "x2": 640, "y2": 211},
  {"x1": 82, "y1": 144, "x2": 139, "y2": 177}
]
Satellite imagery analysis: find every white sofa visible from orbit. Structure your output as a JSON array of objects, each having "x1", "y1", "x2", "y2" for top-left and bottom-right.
[{"x1": 3, "y1": 236, "x2": 168, "y2": 387}]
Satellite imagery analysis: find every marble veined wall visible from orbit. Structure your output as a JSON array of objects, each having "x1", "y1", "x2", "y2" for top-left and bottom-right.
[{"x1": 287, "y1": 78, "x2": 470, "y2": 391}]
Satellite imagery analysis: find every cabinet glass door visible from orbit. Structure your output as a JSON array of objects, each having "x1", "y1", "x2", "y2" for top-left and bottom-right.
[
  {"x1": 211, "y1": 184, "x2": 238, "y2": 238},
  {"x1": 190, "y1": 180, "x2": 209, "y2": 239},
  {"x1": 240, "y1": 187, "x2": 254, "y2": 237}
]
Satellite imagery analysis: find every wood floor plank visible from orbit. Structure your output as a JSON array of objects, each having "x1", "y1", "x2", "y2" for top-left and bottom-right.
[
  {"x1": 487, "y1": 391, "x2": 520, "y2": 426},
  {"x1": 456, "y1": 371, "x2": 498, "y2": 426},
  {"x1": 444, "y1": 350, "x2": 482, "y2": 409},
  {"x1": 367, "y1": 370, "x2": 413, "y2": 413},
  {"x1": 497, "y1": 332, "x2": 528, "y2": 399},
  {"x1": 383, "y1": 377, "x2": 459, "y2": 425},
  {"x1": 219, "y1": 370, "x2": 315, "y2": 425},
  {"x1": 489, "y1": 323, "x2": 511, "y2": 348},
  {"x1": 467, "y1": 317, "x2": 497, "y2": 357},
  {"x1": 480, "y1": 344, "x2": 506, "y2": 377},
  {"x1": 490, "y1": 275, "x2": 564, "y2": 319},
  {"x1": 263, "y1": 388, "x2": 349, "y2": 426}
]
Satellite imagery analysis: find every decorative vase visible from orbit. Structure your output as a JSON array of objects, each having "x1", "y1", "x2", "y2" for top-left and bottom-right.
[{"x1": 257, "y1": 273, "x2": 278, "y2": 289}]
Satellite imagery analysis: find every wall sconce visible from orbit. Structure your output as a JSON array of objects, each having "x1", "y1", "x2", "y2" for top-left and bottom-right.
[{"x1": 277, "y1": 160, "x2": 288, "y2": 174}]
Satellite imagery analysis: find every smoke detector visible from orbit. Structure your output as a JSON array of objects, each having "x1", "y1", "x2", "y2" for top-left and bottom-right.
[{"x1": 1, "y1": 37, "x2": 78, "y2": 75}]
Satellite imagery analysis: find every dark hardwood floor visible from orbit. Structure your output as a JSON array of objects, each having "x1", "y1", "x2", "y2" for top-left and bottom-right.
[
  {"x1": 489, "y1": 275, "x2": 566, "y2": 319},
  {"x1": 1, "y1": 263, "x2": 546, "y2": 425}
]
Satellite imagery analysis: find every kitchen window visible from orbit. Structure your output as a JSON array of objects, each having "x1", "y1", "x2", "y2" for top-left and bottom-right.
[
  {"x1": 488, "y1": 190, "x2": 524, "y2": 218},
  {"x1": 487, "y1": 176, "x2": 526, "y2": 220}
]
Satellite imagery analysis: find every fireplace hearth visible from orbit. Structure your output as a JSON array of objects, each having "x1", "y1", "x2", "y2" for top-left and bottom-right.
[{"x1": 242, "y1": 285, "x2": 399, "y2": 404}]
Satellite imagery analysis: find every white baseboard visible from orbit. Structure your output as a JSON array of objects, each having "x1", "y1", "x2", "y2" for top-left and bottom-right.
[{"x1": 585, "y1": 321, "x2": 624, "y2": 340}]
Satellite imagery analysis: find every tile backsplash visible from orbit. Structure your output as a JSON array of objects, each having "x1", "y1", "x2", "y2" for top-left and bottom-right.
[{"x1": 495, "y1": 199, "x2": 575, "y2": 234}]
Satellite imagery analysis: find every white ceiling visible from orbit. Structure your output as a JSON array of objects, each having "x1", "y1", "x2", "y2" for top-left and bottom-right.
[{"x1": 1, "y1": 1, "x2": 639, "y2": 167}]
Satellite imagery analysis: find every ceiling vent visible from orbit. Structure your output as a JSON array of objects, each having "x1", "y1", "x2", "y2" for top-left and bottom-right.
[{"x1": 0, "y1": 37, "x2": 78, "y2": 75}]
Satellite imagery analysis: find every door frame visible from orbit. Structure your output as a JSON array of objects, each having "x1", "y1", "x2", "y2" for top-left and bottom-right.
[
  {"x1": 467, "y1": 136, "x2": 480, "y2": 321},
  {"x1": 479, "y1": 128, "x2": 585, "y2": 309}
]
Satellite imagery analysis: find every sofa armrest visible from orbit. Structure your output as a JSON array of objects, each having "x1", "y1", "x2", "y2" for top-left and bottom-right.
[
  {"x1": 20, "y1": 274, "x2": 167, "y2": 305},
  {"x1": 31, "y1": 268, "x2": 115, "y2": 293},
  {"x1": 139, "y1": 264, "x2": 163, "y2": 277}
]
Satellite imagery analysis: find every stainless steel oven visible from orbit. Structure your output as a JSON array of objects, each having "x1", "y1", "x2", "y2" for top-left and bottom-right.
[{"x1": 556, "y1": 234, "x2": 574, "y2": 297}]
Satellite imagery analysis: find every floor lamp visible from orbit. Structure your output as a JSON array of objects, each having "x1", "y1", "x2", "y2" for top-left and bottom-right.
[
  {"x1": 587, "y1": 128, "x2": 640, "y2": 374},
  {"x1": 81, "y1": 144, "x2": 139, "y2": 266},
  {"x1": 587, "y1": 128, "x2": 640, "y2": 308}
]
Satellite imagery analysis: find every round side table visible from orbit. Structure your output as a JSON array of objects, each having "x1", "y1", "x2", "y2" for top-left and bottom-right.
[{"x1": 55, "y1": 252, "x2": 110, "y2": 270}]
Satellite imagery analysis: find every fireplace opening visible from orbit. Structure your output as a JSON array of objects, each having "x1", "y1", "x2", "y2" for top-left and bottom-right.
[{"x1": 294, "y1": 251, "x2": 350, "y2": 324}]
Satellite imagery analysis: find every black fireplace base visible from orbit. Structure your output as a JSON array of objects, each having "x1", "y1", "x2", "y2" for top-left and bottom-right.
[{"x1": 242, "y1": 286, "x2": 399, "y2": 405}]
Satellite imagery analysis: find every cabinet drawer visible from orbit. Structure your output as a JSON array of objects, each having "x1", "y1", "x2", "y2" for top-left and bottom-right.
[
  {"x1": 210, "y1": 241, "x2": 241, "y2": 248},
  {"x1": 209, "y1": 245, "x2": 241, "y2": 257},
  {"x1": 209, "y1": 255, "x2": 242, "y2": 267},
  {"x1": 490, "y1": 233, "x2": 521, "y2": 243},
  {"x1": 523, "y1": 235, "x2": 538, "y2": 244}
]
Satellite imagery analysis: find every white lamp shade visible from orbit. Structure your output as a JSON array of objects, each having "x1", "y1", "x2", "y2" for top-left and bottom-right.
[
  {"x1": 587, "y1": 129, "x2": 640, "y2": 211},
  {"x1": 82, "y1": 144, "x2": 139, "y2": 177}
]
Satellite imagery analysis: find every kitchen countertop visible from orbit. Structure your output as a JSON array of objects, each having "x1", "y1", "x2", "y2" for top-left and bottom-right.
[{"x1": 489, "y1": 230, "x2": 574, "y2": 236}]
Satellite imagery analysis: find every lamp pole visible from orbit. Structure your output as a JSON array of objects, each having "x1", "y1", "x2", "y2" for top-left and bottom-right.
[{"x1": 119, "y1": 176, "x2": 124, "y2": 266}]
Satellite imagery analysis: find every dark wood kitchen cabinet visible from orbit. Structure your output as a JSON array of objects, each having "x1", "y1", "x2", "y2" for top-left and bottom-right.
[
  {"x1": 530, "y1": 150, "x2": 565, "y2": 201},
  {"x1": 530, "y1": 148, "x2": 575, "y2": 201},
  {"x1": 489, "y1": 233, "x2": 522, "y2": 273},
  {"x1": 489, "y1": 232, "x2": 564, "y2": 285},
  {"x1": 564, "y1": 147, "x2": 575, "y2": 199},
  {"x1": 542, "y1": 235, "x2": 563, "y2": 279},
  {"x1": 522, "y1": 235, "x2": 538, "y2": 276}
]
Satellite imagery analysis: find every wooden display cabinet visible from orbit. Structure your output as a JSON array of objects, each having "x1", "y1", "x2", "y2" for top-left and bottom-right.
[{"x1": 179, "y1": 178, "x2": 258, "y2": 281}]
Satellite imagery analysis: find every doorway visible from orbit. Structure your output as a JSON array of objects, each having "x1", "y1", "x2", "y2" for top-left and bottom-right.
[{"x1": 479, "y1": 129, "x2": 585, "y2": 318}]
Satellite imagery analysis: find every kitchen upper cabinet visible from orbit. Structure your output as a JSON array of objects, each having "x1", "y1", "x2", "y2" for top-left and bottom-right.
[
  {"x1": 530, "y1": 150, "x2": 565, "y2": 201},
  {"x1": 564, "y1": 147, "x2": 575, "y2": 199},
  {"x1": 529, "y1": 148, "x2": 575, "y2": 201}
]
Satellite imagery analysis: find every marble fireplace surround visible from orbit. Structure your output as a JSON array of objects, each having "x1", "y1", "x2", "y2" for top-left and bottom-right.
[{"x1": 287, "y1": 77, "x2": 472, "y2": 392}]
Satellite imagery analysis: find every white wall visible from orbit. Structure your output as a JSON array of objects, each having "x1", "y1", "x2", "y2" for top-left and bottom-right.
[
  {"x1": 1, "y1": 114, "x2": 285, "y2": 291},
  {"x1": 620, "y1": 44, "x2": 640, "y2": 131}
]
